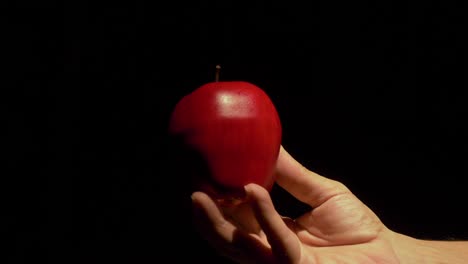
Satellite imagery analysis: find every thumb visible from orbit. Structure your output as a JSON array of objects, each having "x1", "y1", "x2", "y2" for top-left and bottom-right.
[{"x1": 275, "y1": 146, "x2": 351, "y2": 208}]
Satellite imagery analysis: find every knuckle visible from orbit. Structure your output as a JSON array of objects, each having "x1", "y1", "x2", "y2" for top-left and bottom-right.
[{"x1": 330, "y1": 180, "x2": 350, "y2": 193}]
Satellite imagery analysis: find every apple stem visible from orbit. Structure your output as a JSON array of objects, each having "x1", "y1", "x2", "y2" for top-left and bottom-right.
[{"x1": 215, "y1": 65, "x2": 221, "y2": 82}]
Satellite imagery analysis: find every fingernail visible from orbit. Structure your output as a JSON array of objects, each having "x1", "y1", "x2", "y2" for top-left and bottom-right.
[{"x1": 244, "y1": 185, "x2": 253, "y2": 200}]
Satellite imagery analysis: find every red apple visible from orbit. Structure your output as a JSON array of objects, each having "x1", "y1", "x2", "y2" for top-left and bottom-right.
[{"x1": 168, "y1": 79, "x2": 282, "y2": 206}]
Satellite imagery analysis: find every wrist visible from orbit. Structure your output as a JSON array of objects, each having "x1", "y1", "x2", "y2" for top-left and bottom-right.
[
  {"x1": 390, "y1": 231, "x2": 430, "y2": 263},
  {"x1": 390, "y1": 231, "x2": 468, "y2": 264}
]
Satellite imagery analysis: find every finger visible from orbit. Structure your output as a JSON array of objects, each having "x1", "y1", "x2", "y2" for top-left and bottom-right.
[
  {"x1": 245, "y1": 184, "x2": 302, "y2": 263},
  {"x1": 275, "y1": 145, "x2": 351, "y2": 208},
  {"x1": 191, "y1": 191, "x2": 237, "y2": 243},
  {"x1": 191, "y1": 192, "x2": 273, "y2": 263},
  {"x1": 223, "y1": 201, "x2": 262, "y2": 235}
]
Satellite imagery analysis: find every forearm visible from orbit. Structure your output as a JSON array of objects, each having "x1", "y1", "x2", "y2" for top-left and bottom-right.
[{"x1": 392, "y1": 232, "x2": 468, "y2": 263}]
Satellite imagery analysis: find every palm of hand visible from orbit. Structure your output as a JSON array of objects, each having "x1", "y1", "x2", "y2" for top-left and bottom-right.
[
  {"x1": 222, "y1": 186, "x2": 400, "y2": 264},
  {"x1": 291, "y1": 191, "x2": 399, "y2": 263}
]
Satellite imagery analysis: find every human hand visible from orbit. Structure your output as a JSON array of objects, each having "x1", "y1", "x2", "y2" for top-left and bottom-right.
[{"x1": 190, "y1": 146, "x2": 401, "y2": 263}]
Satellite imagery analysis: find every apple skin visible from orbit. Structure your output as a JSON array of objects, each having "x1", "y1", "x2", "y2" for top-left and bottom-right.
[{"x1": 169, "y1": 81, "x2": 282, "y2": 205}]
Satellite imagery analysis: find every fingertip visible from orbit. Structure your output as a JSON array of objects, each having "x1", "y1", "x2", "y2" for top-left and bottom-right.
[
  {"x1": 190, "y1": 191, "x2": 203, "y2": 204},
  {"x1": 191, "y1": 191, "x2": 214, "y2": 210},
  {"x1": 244, "y1": 183, "x2": 271, "y2": 203},
  {"x1": 243, "y1": 183, "x2": 257, "y2": 200},
  {"x1": 243, "y1": 183, "x2": 255, "y2": 194},
  {"x1": 191, "y1": 191, "x2": 203, "y2": 200},
  {"x1": 244, "y1": 183, "x2": 268, "y2": 194}
]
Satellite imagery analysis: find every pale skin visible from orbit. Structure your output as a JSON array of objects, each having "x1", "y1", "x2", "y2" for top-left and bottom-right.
[{"x1": 191, "y1": 146, "x2": 468, "y2": 263}]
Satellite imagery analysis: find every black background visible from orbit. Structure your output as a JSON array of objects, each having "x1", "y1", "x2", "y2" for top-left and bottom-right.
[{"x1": 4, "y1": 1, "x2": 466, "y2": 263}]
